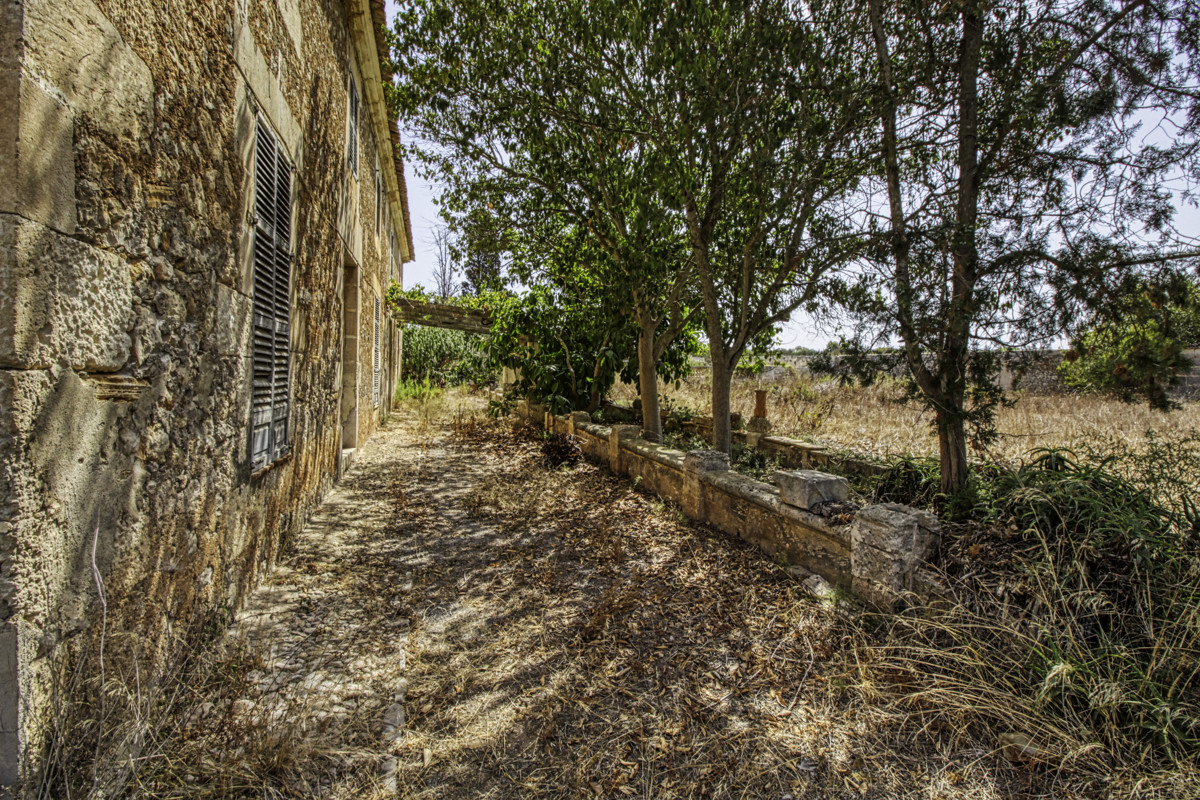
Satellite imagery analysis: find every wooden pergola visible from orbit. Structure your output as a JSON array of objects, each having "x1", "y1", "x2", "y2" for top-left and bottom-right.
[{"x1": 392, "y1": 298, "x2": 492, "y2": 335}]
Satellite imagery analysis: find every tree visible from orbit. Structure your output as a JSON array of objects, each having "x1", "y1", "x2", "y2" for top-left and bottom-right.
[
  {"x1": 430, "y1": 223, "x2": 459, "y2": 299},
  {"x1": 387, "y1": 0, "x2": 704, "y2": 442},
  {"x1": 387, "y1": 0, "x2": 876, "y2": 449},
  {"x1": 573, "y1": 0, "x2": 878, "y2": 452},
  {"x1": 1061, "y1": 276, "x2": 1200, "y2": 409},
  {"x1": 859, "y1": 0, "x2": 1200, "y2": 492}
]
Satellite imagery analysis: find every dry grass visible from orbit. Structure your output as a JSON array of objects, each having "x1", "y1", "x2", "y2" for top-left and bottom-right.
[
  {"x1": 114, "y1": 389, "x2": 1196, "y2": 799},
  {"x1": 384, "y1": 400, "x2": 1153, "y2": 799},
  {"x1": 613, "y1": 372, "x2": 1200, "y2": 466}
]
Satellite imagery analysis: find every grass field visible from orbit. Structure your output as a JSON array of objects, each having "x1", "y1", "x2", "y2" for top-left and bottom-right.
[{"x1": 613, "y1": 371, "x2": 1200, "y2": 467}]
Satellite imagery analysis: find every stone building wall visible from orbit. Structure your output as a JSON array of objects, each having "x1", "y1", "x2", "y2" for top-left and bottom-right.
[{"x1": 0, "y1": 0, "x2": 411, "y2": 792}]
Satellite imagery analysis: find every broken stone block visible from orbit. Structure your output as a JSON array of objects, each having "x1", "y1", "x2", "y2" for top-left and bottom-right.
[
  {"x1": 747, "y1": 416, "x2": 772, "y2": 433},
  {"x1": 853, "y1": 503, "x2": 939, "y2": 561},
  {"x1": 773, "y1": 469, "x2": 848, "y2": 510},
  {"x1": 850, "y1": 503, "x2": 941, "y2": 608}
]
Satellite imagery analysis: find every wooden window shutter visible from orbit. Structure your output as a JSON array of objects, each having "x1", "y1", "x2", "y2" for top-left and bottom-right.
[
  {"x1": 250, "y1": 119, "x2": 292, "y2": 471},
  {"x1": 348, "y1": 77, "x2": 359, "y2": 177},
  {"x1": 373, "y1": 296, "x2": 381, "y2": 407}
]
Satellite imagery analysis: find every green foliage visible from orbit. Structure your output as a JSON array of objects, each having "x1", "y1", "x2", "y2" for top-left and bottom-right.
[
  {"x1": 486, "y1": 281, "x2": 632, "y2": 415},
  {"x1": 853, "y1": 0, "x2": 1200, "y2": 492},
  {"x1": 729, "y1": 443, "x2": 780, "y2": 482},
  {"x1": 1060, "y1": 280, "x2": 1200, "y2": 410},
  {"x1": 398, "y1": 324, "x2": 492, "y2": 388},
  {"x1": 394, "y1": 377, "x2": 443, "y2": 403},
  {"x1": 995, "y1": 450, "x2": 1200, "y2": 761},
  {"x1": 871, "y1": 443, "x2": 1200, "y2": 763},
  {"x1": 734, "y1": 356, "x2": 766, "y2": 377}
]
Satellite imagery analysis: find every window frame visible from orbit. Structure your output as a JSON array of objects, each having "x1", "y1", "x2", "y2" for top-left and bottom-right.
[
  {"x1": 373, "y1": 295, "x2": 381, "y2": 408},
  {"x1": 249, "y1": 117, "x2": 294, "y2": 472}
]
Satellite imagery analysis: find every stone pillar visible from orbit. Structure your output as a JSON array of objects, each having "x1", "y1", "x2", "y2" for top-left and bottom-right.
[
  {"x1": 851, "y1": 503, "x2": 941, "y2": 608},
  {"x1": 681, "y1": 449, "x2": 730, "y2": 520},
  {"x1": 608, "y1": 424, "x2": 641, "y2": 474},
  {"x1": 568, "y1": 411, "x2": 590, "y2": 436}
]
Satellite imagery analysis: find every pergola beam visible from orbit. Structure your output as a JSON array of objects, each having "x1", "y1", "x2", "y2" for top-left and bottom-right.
[{"x1": 393, "y1": 299, "x2": 493, "y2": 335}]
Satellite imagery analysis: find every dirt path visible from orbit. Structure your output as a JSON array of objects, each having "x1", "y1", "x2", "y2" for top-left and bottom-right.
[{"x1": 135, "y1": 399, "x2": 1026, "y2": 800}]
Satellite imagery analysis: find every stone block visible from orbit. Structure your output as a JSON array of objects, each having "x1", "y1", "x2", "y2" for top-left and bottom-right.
[
  {"x1": 25, "y1": 0, "x2": 154, "y2": 140},
  {"x1": 232, "y1": 14, "x2": 302, "y2": 166},
  {"x1": 682, "y1": 449, "x2": 729, "y2": 474},
  {"x1": 0, "y1": 622, "x2": 18, "y2": 786},
  {"x1": 0, "y1": 215, "x2": 133, "y2": 370},
  {"x1": 851, "y1": 503, "x2": 941, "y2": 608},
  {"x1": 0, "y1": 77, "x2": 77, "y2": 234},
  {"x1": 774, "y1": 470, "x2": 849, "y2": 510},
  {"x1": 216, "y1": 284, "x2": 253, "y2": 357},
  {"x1": 852, "y1": 503, "x2": 940, "y2": 561},
  {"x1": 609, "y1": 424, "x2": 641, "y2": 473}
]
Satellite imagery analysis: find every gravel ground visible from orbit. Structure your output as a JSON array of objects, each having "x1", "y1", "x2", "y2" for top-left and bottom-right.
[{"x1": 130, "y1": 396, "x2": 1081, "y2": 800}]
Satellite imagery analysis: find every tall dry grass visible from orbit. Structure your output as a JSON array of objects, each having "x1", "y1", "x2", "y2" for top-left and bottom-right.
[{"x1": 614, "y1": 372, "x2": 1200, "y2": 466}]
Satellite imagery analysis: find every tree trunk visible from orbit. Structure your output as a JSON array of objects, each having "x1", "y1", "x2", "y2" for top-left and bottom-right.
[
  {"x1": 935, "y1": 0, "x2": 982, "y2": 498},
  {"x1": 936, "y1": 409, "x2": 969, "y2": 494},
  {"x1": 710, "y1": 356, "x2": 733, "y2": 454},
  {"x1": 637, "y1": 318, "x2": 663, "y2": 443}
]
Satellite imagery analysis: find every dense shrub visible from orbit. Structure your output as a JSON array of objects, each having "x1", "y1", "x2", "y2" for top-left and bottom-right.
[
  {"x1": 400, "y1": 324, "x2": 493, "y2": 387},
  {"x1": 863, "y1": 444, "x2": 1200, "y2": 772},
  {"x1": 1060, "y1": 279, "x2": 1200, "y2": 410}
]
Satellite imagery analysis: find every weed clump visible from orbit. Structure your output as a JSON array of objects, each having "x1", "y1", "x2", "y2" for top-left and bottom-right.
[
  {"x1": 855, "y1": 444, "x2": 1200, "y2": 785},
  {"x1": 541, "y1": 432, "x2": 582, "y2": 467}
]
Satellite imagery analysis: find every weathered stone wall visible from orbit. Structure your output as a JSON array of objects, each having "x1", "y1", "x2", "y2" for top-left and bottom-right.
[
  {"x1": 0, "y1": 0, "x2": 410, "y2": 792},
  {"x1": 528, "y1": 403, "x2": 934, "y2": 602}
]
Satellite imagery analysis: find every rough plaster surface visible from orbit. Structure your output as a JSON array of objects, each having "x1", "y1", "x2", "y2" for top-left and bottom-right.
[{"x1": 2, "y1": 0, "x2": 409, "y2": 791}]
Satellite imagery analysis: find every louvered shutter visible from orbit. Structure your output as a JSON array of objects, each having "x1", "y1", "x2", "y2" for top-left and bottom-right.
[
  {"x1": 250, "y1": 119, "x2": 292, "y2": 470},
  {"x1": 373, "y1": 296, "x2": 381, "y2": 407},
  {"x1": 348, "y1": 78, "x2": 359, "y2": 176}
]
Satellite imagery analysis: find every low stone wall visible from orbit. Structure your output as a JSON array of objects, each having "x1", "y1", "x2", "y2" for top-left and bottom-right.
[
  {"x1": 683, "y1": 422, "x2": 891, "y2": 479},
  {"x1": 517, "y1": 402, "x2": 939, "y2": 608}
]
